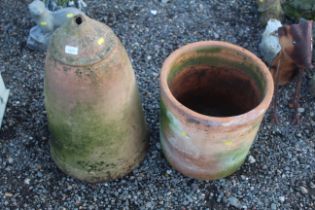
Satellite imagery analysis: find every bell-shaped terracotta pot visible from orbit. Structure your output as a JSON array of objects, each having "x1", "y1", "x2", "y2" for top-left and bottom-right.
[
  {"x1": 44, "y1": 14, "x2": 147, "y2": 183},
  {"x1": 160, "y1": 41, "x2": 274, "y2": 180}
]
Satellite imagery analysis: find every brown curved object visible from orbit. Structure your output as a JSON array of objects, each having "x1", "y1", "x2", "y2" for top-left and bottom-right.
[
  {"x1": 270, "y1": 19, "x2": 313, "y2": 123},
  {"x1": 270, "y1": 52, "x2": 298, "y2": 86},
  {"x1": 160, "y1": 41, "x2": 274, "y2": 180},
  {"x1": 278, "y1": 19, "x2": 313, "y2": 69},
  {"x1": 271, "y1": 19, "x2": 313, "y2": 86},
  {"x1": 44, "y1": 14, "x2": 147, "y2": 182}
]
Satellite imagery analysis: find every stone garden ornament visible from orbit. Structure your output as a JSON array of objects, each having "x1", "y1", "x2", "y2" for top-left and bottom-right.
[
  {"x1": 259, "y1": 19, "x2": 282, "y2": 65},
  {"x1": 27, "y1": 0, "x2": 84, "y2": 51}
]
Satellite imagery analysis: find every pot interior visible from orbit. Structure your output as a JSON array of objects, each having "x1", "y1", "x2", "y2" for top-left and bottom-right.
[{"x1": 167, "y1": 46, "x2": 266, "y2": 117}]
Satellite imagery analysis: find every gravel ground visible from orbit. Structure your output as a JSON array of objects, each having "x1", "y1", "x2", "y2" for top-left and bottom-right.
[{"x1": 0, "y1": 0, "x2": 315, "y2": 209}]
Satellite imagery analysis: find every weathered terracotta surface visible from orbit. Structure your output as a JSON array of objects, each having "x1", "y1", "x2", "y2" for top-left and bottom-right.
[
  {"x1": 45, "y1": 14, "x2": 147, "y2": 182},
  {"x1": 160, "y1": 41, "x2": 274, "y2": 180}
]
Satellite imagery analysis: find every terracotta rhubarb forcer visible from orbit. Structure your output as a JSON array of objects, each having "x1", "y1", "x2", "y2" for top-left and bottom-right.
[
  {"x1": 160, "y1": 41, "x2": 274, "y2": 180},
  {"x1": 44, "y1": 14, "x2": 147, "y2": 182}
]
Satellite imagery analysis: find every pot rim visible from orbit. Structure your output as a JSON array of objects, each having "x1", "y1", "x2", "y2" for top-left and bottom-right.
[{"x1": 160, "y1": 41, "x2": 274, "y2": 127}]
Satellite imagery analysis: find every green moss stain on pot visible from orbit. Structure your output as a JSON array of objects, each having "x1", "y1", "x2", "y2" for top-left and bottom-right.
[
  {"x1": 211, "y1": 121, "x2": 261, "y2": 178},
  {"x1": 45, "y1": 79, "x2": 147, "y2": 181},
  {"x1": 160, "y1": 101, "x2": 169, "y2": 130},
  {"x1": 47, "y1": 103, "x2": 125, "y2": 172},
  {"x1": 196, "y1": 46, "x2": 222, "y2": 54},
  {"x1": 283, "y1": 0, "x2": 315, "y2": 20},
  {"x1": 160, "y1": 100, "x2": 189, "y2": 138},
  {"x1": 215, "y1": 143, "x2": 252, "y2": 178}
]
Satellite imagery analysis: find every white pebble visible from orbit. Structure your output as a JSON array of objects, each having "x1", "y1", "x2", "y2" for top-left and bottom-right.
[
  {"x1": 248, "y1": 155, "x2": 256, "y2": 164},
  {"x1": 4, "y1": 192, "x2": 13, "y2": 197},
  {"x1": 297, "y1": 107, "x2": 305, "y2": 113},
  {"x1": 279, "y1": 196, "x2": 285, "y2": 203},
  {"x1": 24, "y1": 178, "x2": 31, "y2": 185},
  {"x1": 7, "y1": 157, "x2": 13, "y2": 164},
  {"x1": 150, "y1": 10, "x2": 157, "y2": 15},
  {"x1": 300, "y1": 186, "x2": 308, "y2": 194},
  {"x1": 152, "y1": 72, "x2": 159, "y2": 77}
]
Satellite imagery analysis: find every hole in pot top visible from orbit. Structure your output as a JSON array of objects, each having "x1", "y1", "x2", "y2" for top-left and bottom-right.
[
  {"x1": 75, "y1": 16, "x2": 83, "y2": 25},
  {"x1": 167, "y1": 49, "x2": 265, "y2": 117}
]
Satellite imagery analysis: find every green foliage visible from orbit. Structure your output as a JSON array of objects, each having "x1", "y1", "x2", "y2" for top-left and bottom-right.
[
  {"x1": 257, "y1": 0, "x2": 283, "y2": 25},
  {"x1": 283, "y1": 0, "x2": 315, "y2": 20},
  {"x1": 59, "y1": 0, "x2": 73, "y2": 6}
]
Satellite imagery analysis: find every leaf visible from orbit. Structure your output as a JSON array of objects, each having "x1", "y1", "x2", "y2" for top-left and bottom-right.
[{"x1": 283, "y1": 0, "x2": 315, "y2": 20}]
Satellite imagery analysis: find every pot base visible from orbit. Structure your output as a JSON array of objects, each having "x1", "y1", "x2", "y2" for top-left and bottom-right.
[
  {"x1": 160, "y1": 130, "x2": 248, "y2": 180},
  {"x1": 50, "y1": 137, "x2": 147, "y2": 183}
]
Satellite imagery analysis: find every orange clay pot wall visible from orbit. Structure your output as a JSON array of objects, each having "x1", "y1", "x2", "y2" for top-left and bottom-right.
[
  {"x1": 160, "y1": 41, "x2": 274, "y2": 180},
  {"x1": 44, "y1": 15, "x2": 147, "y2": 183}
]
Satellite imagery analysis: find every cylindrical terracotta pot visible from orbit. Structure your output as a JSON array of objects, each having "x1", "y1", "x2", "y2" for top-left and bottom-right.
[
  {"x1": 44, "y1": 14, "x2": 147, "y2": 182},
  {"x1": 160, "y1": 41, "x2": 274, "y2": 180}
]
